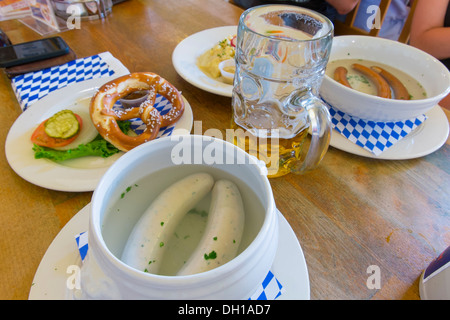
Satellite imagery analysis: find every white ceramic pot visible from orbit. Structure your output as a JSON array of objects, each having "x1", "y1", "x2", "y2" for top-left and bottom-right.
[{"x1": 78, "y1": 135, "x2": 278, "y2": 299}]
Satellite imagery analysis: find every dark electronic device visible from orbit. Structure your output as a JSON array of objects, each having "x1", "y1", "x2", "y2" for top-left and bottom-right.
[
  {"x1": 0, "y1": 29, "x2": 12, "y2": 47},
  {"x1": 0, "y1": 36, "x2": 70, "y2": 68}
]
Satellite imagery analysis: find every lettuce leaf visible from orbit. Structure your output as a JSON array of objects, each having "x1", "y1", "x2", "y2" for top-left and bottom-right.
[
  {"x1": 32, "y1": 134, "x2": 120, "y2": 161},
  {"x1": 32, "y1": 121, "x2": 131, "y2": 162}
]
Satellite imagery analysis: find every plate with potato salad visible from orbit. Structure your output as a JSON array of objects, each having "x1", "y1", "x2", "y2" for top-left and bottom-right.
[{"x1": 172, "y1": 26, "x2": 237, "y2": 97}]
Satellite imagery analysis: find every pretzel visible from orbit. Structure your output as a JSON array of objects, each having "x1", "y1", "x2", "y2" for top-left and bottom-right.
[{"x1": 90, "y1": 72, "x2": 184, "y2": 152}]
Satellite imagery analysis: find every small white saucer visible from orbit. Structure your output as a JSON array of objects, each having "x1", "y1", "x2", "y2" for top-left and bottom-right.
[{"x1": 28, "y1": 203, "x2": 310, "y2": 300}]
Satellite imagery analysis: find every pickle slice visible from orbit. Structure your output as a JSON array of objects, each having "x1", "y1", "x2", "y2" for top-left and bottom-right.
[{"x1": 44, "y1": 110, "x2": 80, "y2": 139}]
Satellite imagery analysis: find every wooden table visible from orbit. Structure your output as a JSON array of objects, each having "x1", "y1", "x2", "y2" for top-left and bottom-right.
[{"x1": 0, "y1": 0, "x2": 449, "y2": 300}]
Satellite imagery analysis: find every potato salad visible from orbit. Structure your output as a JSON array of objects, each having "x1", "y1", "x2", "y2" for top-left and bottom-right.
[{"x1": 197, "y1": 35, "x2": 236, "y2": 79}]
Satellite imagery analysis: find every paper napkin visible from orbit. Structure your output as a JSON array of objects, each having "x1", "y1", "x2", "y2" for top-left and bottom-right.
[
  {"x1": 75, "y1": 231, "x2": 89, "y2": 261},
  {"x1": 326, "y1": 103, "x2": 427, "y2": 156},
  {"x1": 75, "y1": 232, "x2": 284, "y2": 300},
  {"x1": 123, "y1": 95, "x2": 176, "y2": 137},
  {"x1": 248, "y1": 270, "x2": 284, "y2": 300},
  {"x1": 11, "y1": 52, "x2": 130, "y2": 111}
]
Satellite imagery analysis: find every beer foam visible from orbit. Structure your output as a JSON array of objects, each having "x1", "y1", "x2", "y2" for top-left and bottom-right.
[{"x1": 244, "y1": 5, "x2": 330, "y2": 40}]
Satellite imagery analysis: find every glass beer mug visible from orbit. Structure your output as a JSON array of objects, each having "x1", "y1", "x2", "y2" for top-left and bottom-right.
[{"x1": 230, "y1": 5, "x2": 333, "y2": 178}]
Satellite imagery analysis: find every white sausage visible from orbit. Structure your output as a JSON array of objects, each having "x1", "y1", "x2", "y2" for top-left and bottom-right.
[
  {"x1": 177, "y1": 179, "x2": 245, "y2": 276},
  {"x1": 121, "y1": 172, "x2": 214, "y2": 273}
]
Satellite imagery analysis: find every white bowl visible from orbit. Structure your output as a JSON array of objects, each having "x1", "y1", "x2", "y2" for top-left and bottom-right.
[
  {"x1": 320, "y1": 35, "x2": 450, "y2": 121},
  {"x1": 79, "y1": 135, "x2": 278, "y2": 299}
]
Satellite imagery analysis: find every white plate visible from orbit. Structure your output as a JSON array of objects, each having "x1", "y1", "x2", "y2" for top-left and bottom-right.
[
  {"x1": 172, "y1": 26, "x2": 237, "y2": 97},
  {"x1": 28, "y1": 204, "x2": 310, "y2": 300},
  {"x1": 330, "y1": 105, "x2": 449, "y2": 159},
  {"x1": 5, "y1": 77, "x2": 194, "y2": 192}
]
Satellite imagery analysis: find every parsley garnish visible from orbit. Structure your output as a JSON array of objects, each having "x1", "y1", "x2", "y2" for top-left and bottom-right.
[{"x1": 204, "y1": 251, "x2": 217, "y2": 260}]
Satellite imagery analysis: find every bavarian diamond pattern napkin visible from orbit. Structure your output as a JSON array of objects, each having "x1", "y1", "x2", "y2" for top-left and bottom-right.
[
  {"x1": 75, "y1": 232, "x2": 89, "y2": 262},
  {"x1": 248, "y1": 270, "x2": 284, "y2": 300},
  {"x1": 327, "y1": 104, "x2": 427, "y2": 156},
  {"x1": 113, "y1": 95, "x2": 176, "y2": 138},
  {"x1": 74, "y1": 232, "x2": 284, "y2": 300},
  {"x1": 11, "y1": 52, "x2": 129, "y2": 111}
]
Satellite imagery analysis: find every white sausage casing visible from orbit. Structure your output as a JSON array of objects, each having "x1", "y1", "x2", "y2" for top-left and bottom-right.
[
  {"x1": 121, "y1": 172, "x2": 214, "y2": 273},
  {"x1": 177, "y1": 179, "x2": 245, "y2": 276}
]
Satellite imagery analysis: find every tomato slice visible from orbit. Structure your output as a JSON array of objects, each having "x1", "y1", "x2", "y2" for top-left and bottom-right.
[
  {"x1": 31, "y1": 114, "x2": 83, "y2": 148},
  {"x1": 230, "y1": 35, "x2": 237, "y2": 48}
]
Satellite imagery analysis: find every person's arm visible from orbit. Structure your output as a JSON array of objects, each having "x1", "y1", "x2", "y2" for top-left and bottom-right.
[
  {"x1": 410, "y1": 0, "x2": 450, "y2": 60},
  {"x1": 325, "y1": 0, "x2": 359, "y2": 15}
]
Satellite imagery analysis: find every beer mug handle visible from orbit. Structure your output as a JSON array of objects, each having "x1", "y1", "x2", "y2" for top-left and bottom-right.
[{"x1": 294, "y1": 92, "x2": 332, "y2": 173}]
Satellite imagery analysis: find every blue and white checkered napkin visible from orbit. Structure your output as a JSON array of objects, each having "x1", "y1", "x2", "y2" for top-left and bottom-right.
[
  {"x1": 75, "y1": 231, "x2": 89, "y2": 261},
  {"x1": 248, "y1": 270, "x2": 284, "y2": 300},
  {"x1": 327, "y1": 104, "x2": 427, "y2": 156},
  {"x1": 114, "y1": 95, "x2": 176, "y2": 138},
  {"x1": 11, "y1": 52, "x2": 129, "y2": 111},
  {"x1": 75, "y1": 231, "x2": 284, "y2": 300}
]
